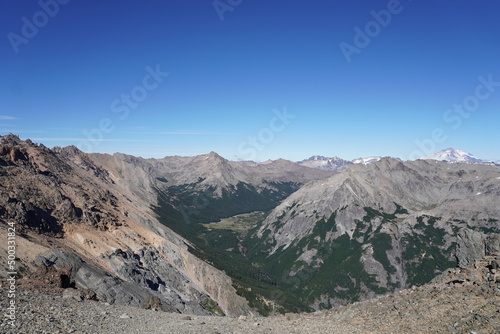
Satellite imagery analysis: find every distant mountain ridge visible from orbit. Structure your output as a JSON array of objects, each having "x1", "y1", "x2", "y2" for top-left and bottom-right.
[
  {"x1": 297, "y1": 148, "x2": 496, "y2": 172},
  {"x1": 351, "y1": 156, "x2": 382, "y2": 165},
  {"x1": 296, "y1": 155, "x2": 384, "y2": 172},
  {"x1": 297, "y1": 156, "x2": 352, "y2": 172}
]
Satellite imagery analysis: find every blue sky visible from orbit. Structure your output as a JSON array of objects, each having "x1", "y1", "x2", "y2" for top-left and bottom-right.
[{"x1": 1, "y1": 0, "x2": 499, "y2": 162}]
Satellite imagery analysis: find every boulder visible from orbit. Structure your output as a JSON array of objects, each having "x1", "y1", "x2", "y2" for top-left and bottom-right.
[{"x1": 456, "y1": 229, "x2": 500, "y2": 267}]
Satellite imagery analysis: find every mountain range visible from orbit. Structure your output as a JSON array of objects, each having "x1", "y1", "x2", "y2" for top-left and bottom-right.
[
  {"x1": 297, "y1": 148, "x2": 496, "y2": 172},
  {"x1": 1, "y1": 134, "x2": 499, "y2": 316},
  {"x1": 248, "y1": 157, "x2": 500, "y2": 308}
]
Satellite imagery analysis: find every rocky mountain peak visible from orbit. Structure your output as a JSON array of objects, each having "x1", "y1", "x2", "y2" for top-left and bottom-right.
[
  {"x1": 191, "y1": 151, "x2": 228, "y2": 166},
  {"x1": 305, "y1": 155, "x2": 328, "y2": 161},
  {"x1": 207, "y1": 151, "x2": 223, "y2": 159},
  {"x1": 0, "y1": 134, "x2": 60, "y2": 172},
  {"x1": 0, "y1": 133, "x2": 22, "y2": 144},
  {"x1": 179, "y1": 152, "x2": 237, "y2": 189}
]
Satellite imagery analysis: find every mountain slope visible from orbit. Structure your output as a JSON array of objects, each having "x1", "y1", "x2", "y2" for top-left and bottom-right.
[
  {"x1": 242, "y1": 158, "x2": 500, "y2": 309},
  {"x1": 0, "y1": 136, "x2": 334, "y2": 315},
  {"x1": 0, "y1": 135, "x2": 251, "y2": 316},
  {"x1": 84, "y1": 150, "x2": 336, "y2": 314},
  {"x1": 89, "y1": 151, "x2": 334, "y2": 231}
]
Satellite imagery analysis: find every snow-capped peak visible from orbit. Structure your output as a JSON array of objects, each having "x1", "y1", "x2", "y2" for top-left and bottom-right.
[
  {"x1": 297, "y1": 156, "x2": 352, "y2": 172},
  {"x1": 300, "y1": 155, "x2": 344, "y2": 162},
  {"x1": 352, "y1": 156, "x2": 382, "y2": 165},
  {"x1": 310, "y1": 155, "x2": 327, "y2": 161},
  {"x1": 422, "y1": 148, "x2": 482, "y2": 163}
]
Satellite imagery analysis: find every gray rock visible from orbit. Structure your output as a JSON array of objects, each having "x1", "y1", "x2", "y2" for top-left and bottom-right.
[
  {"x1": 456, "y1": 229, "x2": 500, "y2": 267},
  {"x1": 35, "y1": 250, "x2": 174, "y2": 312},
  {"x1": 36, "y1": 249, "x2": 84, "y2": 276},
  {"x1": 101, "y1": 247, "x2": 213, "y2": 315},
  {"x1": 62, "y1": 288, "x2": 82, "y2": 302},
  {"x1": 485, "y1": 234, "x2": 500, "y2": 256},
  {"x1": 34, "y1": 248, "x2": 222, "y2": 316},
  {"x1": 456, "y1": 229, "x2": 488, "y2": 267},
  {"x1": 74, "y1": 264, "x2": 157, "y2": 310}
]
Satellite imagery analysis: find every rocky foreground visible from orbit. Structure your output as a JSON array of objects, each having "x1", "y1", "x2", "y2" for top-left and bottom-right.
[{"x1": 1, "y1": 256, "x2": 500, "y2": 334}]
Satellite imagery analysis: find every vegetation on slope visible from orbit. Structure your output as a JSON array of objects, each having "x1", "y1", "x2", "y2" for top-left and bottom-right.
[{"x1": 154, "y1": 181, "x2": 460, "y2": 315}]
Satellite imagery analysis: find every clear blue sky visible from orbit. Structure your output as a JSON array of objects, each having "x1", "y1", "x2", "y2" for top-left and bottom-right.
[{"x1": 2, "y1": 0, "x2": 499, "y2": 161}]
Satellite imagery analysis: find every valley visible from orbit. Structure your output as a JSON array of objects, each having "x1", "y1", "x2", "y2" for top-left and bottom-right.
[
  {"x1": 203, "y1": 211, "x2": 267, "y2": 235},
  {"x1": 1, "y1": 134, "x2": 499, "y2": 321},
  {"x1": 149, "y1": 153, "x2": 500, "y2": 314},
  {"x1": 5, "y1": 2, "x2": 500, "y2": 332}
]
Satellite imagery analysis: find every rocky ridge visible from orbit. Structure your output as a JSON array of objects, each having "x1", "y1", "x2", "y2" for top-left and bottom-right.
[
  {"x1": 257, "y1": 158, "x2": 500, "y2": 252},
  {"x1": 89, "y1": 151, "x2": 334, "y2": 197}
]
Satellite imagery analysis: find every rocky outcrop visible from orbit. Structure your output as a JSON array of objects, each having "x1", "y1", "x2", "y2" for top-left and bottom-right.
[
  {"x1": 0, "y1": 135, "x2": 121, "y2": 234},
  {"x1": 34, "y1": 249, "x2": 212, "y2": 314},
  {"x1": 456, "y1": 228, "x2": 500, "y2": 267},
  {"x1": 433, "y1": 254, "x2": 500, "y2": 286},
  {"x1": 37, "y1": 250, "x2": 160, "y2": 309}
]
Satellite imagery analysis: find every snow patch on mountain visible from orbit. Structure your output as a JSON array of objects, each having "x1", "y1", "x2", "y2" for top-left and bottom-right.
[
  {"x1": 297, "y1": 156, "x2": 352, "y2": 172},
  {"x1": 352, "y1": 156, "x2": 382, "y2": 165},
  {"x1": 422, "y1": 148, "x2": 482, "y2": 163}
]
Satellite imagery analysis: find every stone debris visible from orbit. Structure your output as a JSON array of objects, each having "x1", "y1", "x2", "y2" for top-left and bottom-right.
[
  {"x1": 1, "y1": 255, "x2": 499, "y2": 334},
  {"x1": 62, "y1": 288, "x2": 82, "y2": 302}
]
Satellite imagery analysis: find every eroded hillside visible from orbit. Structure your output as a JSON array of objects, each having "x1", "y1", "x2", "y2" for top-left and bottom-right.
[{"x1": 0, "y1": 134, "x2": 251, "y2": 316}]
